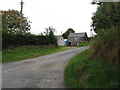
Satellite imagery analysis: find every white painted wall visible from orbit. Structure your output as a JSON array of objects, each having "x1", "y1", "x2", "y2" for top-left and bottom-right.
[{"x1": 56, "y1": 36, "x2": 66, "y2": 46}]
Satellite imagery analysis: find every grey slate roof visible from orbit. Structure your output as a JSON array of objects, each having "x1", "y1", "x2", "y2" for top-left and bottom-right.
[{"x1": 68, "y1": 33, "x2": 86, "y2": 38}]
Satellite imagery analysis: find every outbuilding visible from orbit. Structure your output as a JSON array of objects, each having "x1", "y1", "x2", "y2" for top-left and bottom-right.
[
  {"x1": 68, "y1": 32, "x2": 88, "y2": 46},
  {"x1": 56, "y1": 35, "x2": 66, "y2": 46}
]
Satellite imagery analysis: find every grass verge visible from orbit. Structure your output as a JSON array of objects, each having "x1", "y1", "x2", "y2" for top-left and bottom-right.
[
  {"x1": 64, "y1": 50, "x2": 119, "y2": 88},
  {"x1": 2, "y1": 45, "x2": 71, "y2": 63},
  {"x1": 78, "y1": 42, "x2": 89, "y2": 47}
]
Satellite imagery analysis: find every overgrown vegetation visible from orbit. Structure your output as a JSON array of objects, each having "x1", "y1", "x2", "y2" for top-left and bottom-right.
[
  {"x1": 90, "y1": 2, "x2": 119, "y2": 65},
  {"x1": 89, "y1": 28, "x2": 119, "y2": 65},
  {"x1": 64, "y1": 50, "x2": 119, "y2": 88},
  {"x1": 2, "y1": 45, "x2": 69, "y2": 63}
]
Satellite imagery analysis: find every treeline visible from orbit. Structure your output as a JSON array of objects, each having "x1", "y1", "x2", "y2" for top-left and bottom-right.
[{"x1": 90, "y1": 2, "x2": 120, "y2": 65}]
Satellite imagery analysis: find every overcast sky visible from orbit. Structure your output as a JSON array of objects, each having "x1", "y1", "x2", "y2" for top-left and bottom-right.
[{"x1": 0, "y1": 0, "x2": 97, "y2": 37}]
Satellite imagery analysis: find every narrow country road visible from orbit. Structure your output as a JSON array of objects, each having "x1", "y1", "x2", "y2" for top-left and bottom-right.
[{"x1": 2, "y1": 46, "x2": 89, "y2": 88}]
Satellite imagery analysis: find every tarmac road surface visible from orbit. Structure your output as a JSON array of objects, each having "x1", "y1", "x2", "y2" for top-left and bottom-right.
[{"x1": 2, "y1": 46, "x2": 89, "y2": 88}]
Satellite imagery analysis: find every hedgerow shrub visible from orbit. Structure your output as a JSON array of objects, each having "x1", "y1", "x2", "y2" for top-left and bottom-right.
[
  {"x1": 2, "y1": 31, "x2": 58, "y2": 49},
  {"x1": 89, "y1": 27, "x2": 119, "y2": 65}
]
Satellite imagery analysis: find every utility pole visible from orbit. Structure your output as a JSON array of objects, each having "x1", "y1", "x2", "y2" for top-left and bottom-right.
[{"x1": 20, "y1": 0, "x2": 24, "y2": 34}]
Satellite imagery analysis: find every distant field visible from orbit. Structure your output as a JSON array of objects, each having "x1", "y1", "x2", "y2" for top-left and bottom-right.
[
  {"x1": 64, "y1": 50, "x2": 119, "y2": 88},
  {"x1": 2, "y1": 45, "x2": 72, "y2": 63}
]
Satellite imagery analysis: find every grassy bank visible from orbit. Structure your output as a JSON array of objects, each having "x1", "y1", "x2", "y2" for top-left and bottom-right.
[
  {"x1": 2, "y1": 45, "x2": 70, "y2": 63},
  {"x1": 89, "y1": 28, "x2": 119, "y2": 65},
  {"x1": 64, "y1": 50, "x2": 119, "y2": 88}
]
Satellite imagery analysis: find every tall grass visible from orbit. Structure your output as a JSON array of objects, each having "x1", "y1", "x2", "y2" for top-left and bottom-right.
[{"x1": 89, "y1": 28, "x2": 119, "y2": 65}]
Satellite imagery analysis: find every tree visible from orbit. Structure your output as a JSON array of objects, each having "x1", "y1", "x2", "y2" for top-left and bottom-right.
[
  {"x1": 91, "y1": 2, "x2": 120, "y2": 33},
  {"x1": 2, "y1": 9, "x2": 31, "y2": 34},
  {"x1": 62, "y1": 28, "x2": 75, "y2": 39},
  {"x1": 44, "y1": 26, "x2": 58, "y2": 47},
  {"x1": 44, "y1": 26, "x2": 55, "y2": 36}
]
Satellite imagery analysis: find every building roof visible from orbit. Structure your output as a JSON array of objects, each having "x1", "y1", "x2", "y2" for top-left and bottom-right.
[{"x1": 68, "y1": 32, "x2": 87, "y2": 38}]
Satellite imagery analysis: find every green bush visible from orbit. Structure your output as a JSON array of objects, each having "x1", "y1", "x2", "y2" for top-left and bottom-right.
[{"x1": 89, "y1": 27, "x2": 119, "y2": 65}]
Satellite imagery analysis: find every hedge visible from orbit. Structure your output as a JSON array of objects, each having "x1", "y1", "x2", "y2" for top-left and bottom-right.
[{"x1": 2, "y1": 32, "x2": 57, "y2": 49}]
